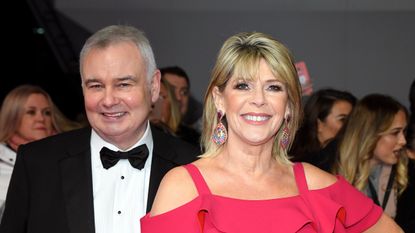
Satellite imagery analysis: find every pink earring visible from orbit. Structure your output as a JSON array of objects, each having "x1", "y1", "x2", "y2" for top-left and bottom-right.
[
  {"x1": 280, "y1": 117, "x2": 290, "y2": 150},
  {"x1": 212, "y1": 111, "x2": 227, "y2": 146}
]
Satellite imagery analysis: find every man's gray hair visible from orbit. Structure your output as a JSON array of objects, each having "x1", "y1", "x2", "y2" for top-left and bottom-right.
[{"x1": 79, "y1": 25, "x2": 157, "y2": 82}]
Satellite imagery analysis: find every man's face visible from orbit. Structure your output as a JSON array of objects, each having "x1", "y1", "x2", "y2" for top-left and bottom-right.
[
  {"x1": 163, "y1": 73, "x2": 189, "y2": 116},
  {"x1": 81, "y1": 42, "x2": 160, "y2": 149}
]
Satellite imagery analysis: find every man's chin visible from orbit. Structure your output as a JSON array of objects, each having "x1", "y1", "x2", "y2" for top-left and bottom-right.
[{"x1": 97, "y1": 128, "x2": 126, "y2": 138}]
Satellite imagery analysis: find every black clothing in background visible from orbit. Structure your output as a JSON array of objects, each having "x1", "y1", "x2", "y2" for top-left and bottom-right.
[
  {"x1": 396, "y1": 159, "x2": 415, "y2": 233},
  {"x1": 176, "y1": 123, "x2": 201, "y2": 148},
  {"x1": 291, "y1": 139, "x2": 338, "y2": 173}
]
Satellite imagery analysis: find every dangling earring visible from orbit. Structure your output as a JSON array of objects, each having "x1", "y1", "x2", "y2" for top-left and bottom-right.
[
  {"x1": 212, "y1": 111, "x2": 227, "y2": 146},
  {"x1": 280, "y1": 117, "x2": 290, "y2": 150}
]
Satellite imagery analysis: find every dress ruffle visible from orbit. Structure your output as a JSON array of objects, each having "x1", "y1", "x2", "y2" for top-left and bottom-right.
[
  {"x1": 141, "y1": 165, "x2": 382, "y2": 233},
  {"x1": 199, "y1": 192, "x2": 346, "y2": 232},
  {"x1": 303, "y1": 176, "x2": 382, "y2": 233}
]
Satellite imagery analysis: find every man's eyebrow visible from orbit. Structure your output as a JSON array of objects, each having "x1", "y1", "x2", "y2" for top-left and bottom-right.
[
  {"x1": 84, "y1": 78, "x2": 100, "y2": 85},
  {"x1": 116, "y1": 76, "x2": 137, "y2": 82}
]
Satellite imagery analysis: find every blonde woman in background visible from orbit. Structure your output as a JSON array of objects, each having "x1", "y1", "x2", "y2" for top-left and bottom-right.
[
  {"x1": 335, "y1": 94, "x2": 408, "y2": 219},
  {"x1": 0, "y1": 84, "x2": 81, "y2": 217},
  {"x1": 150, "y1": 78, "x2": 182, "y2": 134}
]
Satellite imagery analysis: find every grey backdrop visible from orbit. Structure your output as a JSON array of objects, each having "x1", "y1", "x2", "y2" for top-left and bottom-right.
[{"x1": 55, "y1": 0, "x2": 415, "y2": 107}]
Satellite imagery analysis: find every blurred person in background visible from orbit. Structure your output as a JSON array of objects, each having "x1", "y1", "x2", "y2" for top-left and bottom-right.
[
  {"x1": 335, "y1": 94, "x2": 408, "y2": 219},
  {"x1": 161, "y1": 66, "x2": 190, "y2": 117},
  {"x1": 150, "y1": 77, "x2": 181, "y2": 134},
  {"x1": 160, "y1": 66, "x2": 200, "y2": 146},
  {"x1": 0, "y1": 84, "x2": 81, "y2": 218},
  {"x1": 290, "y1": 88, "x2": 356, "y2": 171}
]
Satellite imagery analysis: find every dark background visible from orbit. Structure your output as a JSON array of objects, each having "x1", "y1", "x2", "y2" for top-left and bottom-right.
[
  {"x1": 2, "y1": 0, "x2": 415, "y2": 121},
  {"x1": 2, "y1": 0, "x2": 90, "y2": 120}
]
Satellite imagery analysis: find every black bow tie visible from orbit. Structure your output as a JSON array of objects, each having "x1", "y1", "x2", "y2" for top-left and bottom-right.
[{"x1": 100, "y1": 144, "x2": 149, "y2": 170}]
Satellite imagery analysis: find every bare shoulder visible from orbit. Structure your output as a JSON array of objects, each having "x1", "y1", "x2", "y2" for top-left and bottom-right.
[
  {"x1": 301, "y1": 162, "x2": 338, "y2": 190},
  {"x1": 150, "y1": 165, "x2": 198, "y2": 216},
  {"x1": 363, "y1": 213, "x2": 403, "y2": 233}
]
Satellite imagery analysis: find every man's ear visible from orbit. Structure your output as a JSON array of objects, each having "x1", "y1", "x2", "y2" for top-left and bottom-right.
[
  {"x1": 150, "y1": 70, "x2": 161, "y2": 104},
  {"x1": 212, "y1": 86, "x2": 224, "y2": 112}
]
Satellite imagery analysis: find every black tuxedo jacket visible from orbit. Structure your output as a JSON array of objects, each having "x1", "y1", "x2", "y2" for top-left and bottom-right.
[{"x1": 0, "y1": 126, "x2": 199, "y2": 233}]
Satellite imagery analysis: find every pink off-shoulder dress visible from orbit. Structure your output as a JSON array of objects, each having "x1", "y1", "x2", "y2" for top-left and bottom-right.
[{"x1": 141, "y1": 163, "x2": 382, "y2": 232}]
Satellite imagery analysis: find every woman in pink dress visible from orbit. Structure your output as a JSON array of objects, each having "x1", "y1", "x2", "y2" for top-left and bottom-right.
[{"x1": 141, "y1": 32, "x2": 402, "y2": 232}]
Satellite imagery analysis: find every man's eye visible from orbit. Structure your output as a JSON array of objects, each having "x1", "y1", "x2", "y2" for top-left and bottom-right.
[
  {"x1": 88, "y1": 84, "x2": 102, "y2": 89},
  {"x1": 179, "y1": 89, "x2": 189, "y2": 96},
  {"x1": 118, "y1": 83, "x2": 131, "y2": 88}
]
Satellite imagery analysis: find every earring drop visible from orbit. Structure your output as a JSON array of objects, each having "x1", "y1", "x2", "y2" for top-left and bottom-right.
[
  {"x1": 280, "y1": 117, "x2": 290, "y2": 150},
  {"x1": 212, "y1": 111, "x2": 227, "y2": 146}
]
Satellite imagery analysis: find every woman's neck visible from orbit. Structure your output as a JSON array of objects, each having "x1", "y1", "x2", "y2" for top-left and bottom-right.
[
  {"x1": 218, "y1": 139, "x2": 276, "y2": 175},
  {"x1": 7, "y1": 134, "x2": 31, "y2": 151}
]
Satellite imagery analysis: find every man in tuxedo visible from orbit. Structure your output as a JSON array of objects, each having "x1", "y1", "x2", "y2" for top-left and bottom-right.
[{"x1": 0, "y1": 25, "x2": 199, "y2": 233}]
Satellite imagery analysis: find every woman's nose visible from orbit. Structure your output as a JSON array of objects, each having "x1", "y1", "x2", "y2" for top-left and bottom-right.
[{"x1": 251, "y1": 88, "x2": 266, "y2": 107}]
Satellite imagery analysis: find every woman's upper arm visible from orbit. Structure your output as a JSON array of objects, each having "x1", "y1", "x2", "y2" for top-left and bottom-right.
[
  {"x1": 302, "y1": 162, "x2": 338, "y2": 189},
  {"x1": 150, "y1": 166, "x2": 198, "y2": 216},
  {"x1": 363, "y1": 213, "x2": 403, "y2": 233}
]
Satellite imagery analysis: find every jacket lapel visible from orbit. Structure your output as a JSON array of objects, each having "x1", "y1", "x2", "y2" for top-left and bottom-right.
[
  {"x1": 59, "y1": 128, "x2": 96, "y2": 233},
  {"x1": 146, "y1": 126, "x2": 177, "y2": 212}
]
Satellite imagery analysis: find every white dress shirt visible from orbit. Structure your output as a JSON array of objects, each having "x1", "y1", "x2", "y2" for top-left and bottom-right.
[
  {"x1": 91, "y1": 122, "x2": 153, "y2": 233},
  {"x1": 0, "y1": 143, "x2": 16, "y2": 209}
]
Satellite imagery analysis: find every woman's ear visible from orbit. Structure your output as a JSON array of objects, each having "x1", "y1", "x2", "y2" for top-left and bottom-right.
[
  {"x1": 317, "y1": 118, "x2": 324, "y2": 133},
  {"x1": 212, "y1": 86, "x2": 224, "y2": 112}
]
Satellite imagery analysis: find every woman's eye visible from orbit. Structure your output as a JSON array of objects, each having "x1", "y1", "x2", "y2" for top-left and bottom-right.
[
  {"x1": 234, "y1": 83, "x2": 249, "y2": 90},
  {"x1": 267, "y1": 85, "x2": 282, "y2": 92},
  {"x1": 26, "y1": 110, "x2": 36, "y2": 115},
  {"x1": 388, "y1": 130, "x2": 401, "y2": 136},
  {"x1": 43, "y1": 110, "x2": 52, "y2": 116}
]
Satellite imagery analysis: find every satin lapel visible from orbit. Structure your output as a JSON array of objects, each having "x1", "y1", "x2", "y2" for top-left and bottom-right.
[
  {"x1": 146, "y1": 126, "x2": 177, "y2": 212},
  {"x1": 59, "y1": 128, "x2": 96, "y2": 233}
]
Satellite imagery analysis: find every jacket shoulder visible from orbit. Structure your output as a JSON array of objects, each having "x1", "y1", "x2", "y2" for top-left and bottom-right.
[
  {"x1": 18, "y1": 127, "x2": 91, "y2": 156},
  {"x1": 151, "y1": 125, "x2": 200, "y2": 164}
]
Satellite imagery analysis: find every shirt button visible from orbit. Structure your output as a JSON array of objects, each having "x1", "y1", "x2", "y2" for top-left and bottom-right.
[
  {"x1": 118, "y1": 211, "x2": 121, "y2": 214},
  {"x1": 121, "y1": 176, "x2": 125, "y2": 180}
]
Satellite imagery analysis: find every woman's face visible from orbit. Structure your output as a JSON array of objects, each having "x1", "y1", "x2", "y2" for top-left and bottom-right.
[
  {"x1": 317, "y1": 100, "x2": 353, "y2": 147},
  {"x1": 372, "y1": 110, "x2": 407, "y2": 165},
  {"x1": 17, "y1": 93, "x2": 54, "y2": 141},
  {"x1": 214, "y1": 59, "x2": 289, "y2": 146}
]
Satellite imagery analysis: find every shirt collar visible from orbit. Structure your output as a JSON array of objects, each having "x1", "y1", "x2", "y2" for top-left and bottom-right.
[{"x1": 90, "y1": 121, "x2": 154, "y2": 168}]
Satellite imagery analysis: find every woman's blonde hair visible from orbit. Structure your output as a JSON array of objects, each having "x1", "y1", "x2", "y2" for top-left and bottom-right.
[
  {"x1": 162, "y1": 78, "x2": 182, "y2": 133},
  {"x1": 336, "y1": 94, "x2": 408, "y2": 195},
  {"x1": 201, "y1": 32, "x2": 302, "y2": 164}
]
